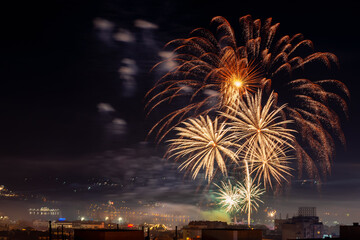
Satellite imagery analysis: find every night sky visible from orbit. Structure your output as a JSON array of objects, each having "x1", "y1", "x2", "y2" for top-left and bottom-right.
[{"x1": 1, "y1": 0, "x2": 360, "y2": 224}]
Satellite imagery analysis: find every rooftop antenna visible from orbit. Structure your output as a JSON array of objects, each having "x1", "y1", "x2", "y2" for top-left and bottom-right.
[
  {"x1": 174, "y1": 226, "x2": 178, "y2": 240},
  {"x1": 48, "y1": 221, "x2": 52, "y2": 240}
]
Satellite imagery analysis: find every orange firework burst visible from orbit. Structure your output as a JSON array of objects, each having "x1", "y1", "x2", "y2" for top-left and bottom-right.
[
  {"x1": 214, "y1": 51, "x2": 263, "y2": 107},
  {"x1": 236, "y1": 15, "x2": 349, "y2": 179},
  {"x1": 146, "y1": 19, "x2": 264, "y2": 141}
]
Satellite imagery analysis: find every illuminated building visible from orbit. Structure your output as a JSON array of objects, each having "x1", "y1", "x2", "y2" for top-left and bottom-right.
[
  {"x1": 86, "y1": 203, "x2": 190, "y2": 227},
  {"x1": 0, "y1": 185, "x2": 18, "y2": 199},
  {"x1": 285, "y1": 223, "x2": 360, "y2": 240},
  {"x1": 0, "y1": 215, "x2": 10, "y2": 231},
  {"x1": 298, "y1": 207, "x2": 316, "y2": 217},
  {"x1": 0, "y1": 216, "x2": 9, "y2": 223},
  {"x1": 28, "y1": 207, "x2": 61, "y2": 220},
  {"x1": 55, "y1": 220, "x2": 105, "y2": 229},
  {"x1": 33, "y1": 220, "x2": 51, "y2": 230},
  {"x1": 33, "y1": 220, "x2": 105, "y2": 230}
]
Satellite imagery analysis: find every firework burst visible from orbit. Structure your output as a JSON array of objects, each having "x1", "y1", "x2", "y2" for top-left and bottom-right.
[
  {"x1": 214, "y1": 180, "x2": 241, "y2": 214},
  {"x1": 215, "y1": 178, "x2": 265, "y2": 225},
  {"x1": 147, "y1": 15, "x2": 348, "y2": 180},
  {"x1": 232, "y1": 15, "x2": 348, "y2": 179},
  {"x1": 167, "y1": 115, "x2": 239, "y2": 182},
  {"x1": 249, "y1": 143, "x2": 293, "y2": 189},
  {"x1": 148, "y1": 15, "x2": 348, "y2": 226},
  {"x1": 237, "y1": 177, "x2": 265, "y2": 225},
  {"x1": 145, "y1": 20, "x2": 264, "y2": 141},
  {"x1": 267, "y1": 209, "x2": 276, "y2": 218},
  {"x1": 221, "y1": 90, "x2": 295, "y2": 154}
]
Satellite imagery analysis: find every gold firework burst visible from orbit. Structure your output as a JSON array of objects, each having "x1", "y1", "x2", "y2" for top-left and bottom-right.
[
  {"x1": 221, "y1": 90, "x2": 295, "y2": 157},
  {"x1": 167, "y1": 115, "x2": 239, "y2": 182},
  {"x1": 250, "y1": 143, "x2": 293, "y2": 189}
]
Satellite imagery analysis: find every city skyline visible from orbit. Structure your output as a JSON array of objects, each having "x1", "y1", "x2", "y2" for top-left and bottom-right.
[{"x1": 0, "y1": 0, "x2": 359, "y2": 227}]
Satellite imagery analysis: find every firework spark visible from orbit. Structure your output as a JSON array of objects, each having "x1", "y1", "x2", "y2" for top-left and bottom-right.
[
  {"x1": 167, "y1": 115, "x2": 239, "y2": 182},
  {"x1": 267, "y1": 209, "x2": 276, "y2": 218}
]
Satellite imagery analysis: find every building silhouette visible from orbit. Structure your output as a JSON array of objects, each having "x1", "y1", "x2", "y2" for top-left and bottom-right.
[
  {"x1": 340, "y1": 222, "x2": 360, "y2": 240},
  {"x1": 275, "y1": 207, "x2": 323, "y2": 240}
]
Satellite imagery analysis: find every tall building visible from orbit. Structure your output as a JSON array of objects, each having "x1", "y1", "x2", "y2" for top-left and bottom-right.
[
  {"x1": 298, "y1": 207, "x2": 316, "y2": 217},
  {"x1": 275, "y1": 207, "x2": 323, "y2": 240}
]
